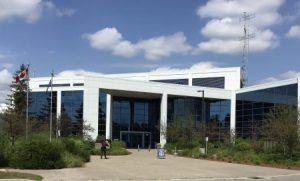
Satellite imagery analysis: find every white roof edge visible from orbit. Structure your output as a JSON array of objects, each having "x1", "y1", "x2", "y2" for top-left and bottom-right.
[
  {"x1": 30, "y1": 75, "x2": 230, "y2": 93},
  {"x1": 30, "y1": 67, "x2": 240, "y2": 80},
  {"x1": 30, "y1": 76, "x2": 85, "y2": 81},
  {"x1": 106, "y1": 67, "x2": 240, "y2": 77},
  {"x1": 83, "y1": 75, "x2": 231, "y2": 92},
  {"x1": 237, "y1": 78, "x2": 298, "y2": 93}
]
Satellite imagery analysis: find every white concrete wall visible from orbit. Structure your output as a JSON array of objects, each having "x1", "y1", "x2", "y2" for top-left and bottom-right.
[
  {"x1": 105, "y1": 67, "x2": 241, "y2": 90},
  {"x1": 83, "y1": 79, "x2": 99, "y2": 139}
]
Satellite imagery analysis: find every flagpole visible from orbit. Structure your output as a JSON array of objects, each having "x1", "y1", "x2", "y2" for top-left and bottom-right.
[
  {"x1": 50, "y1": 71, "x2": 53, "y2": 142},
  {"x1": 26, "y1": 65, "x2": 29, "y2": 140}
]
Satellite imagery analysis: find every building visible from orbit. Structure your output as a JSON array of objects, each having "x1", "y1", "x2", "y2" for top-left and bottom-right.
[{"x1": 29, "y1": 67, "x2": 300, "y2": 148}]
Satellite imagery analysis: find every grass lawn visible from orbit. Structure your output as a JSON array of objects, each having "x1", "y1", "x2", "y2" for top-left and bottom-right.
[{"x1": 0, "y1": 171, "x2": 43, "y2": 180}]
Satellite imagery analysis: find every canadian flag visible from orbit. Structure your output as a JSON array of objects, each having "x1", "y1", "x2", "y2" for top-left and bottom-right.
[{"x1": 16, "y1": 65, "x2": 29, "y2": 83}]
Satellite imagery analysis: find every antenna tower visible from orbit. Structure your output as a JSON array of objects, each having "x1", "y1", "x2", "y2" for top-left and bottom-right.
[{"x1": 240, "y1": 12, "x2": 255, "y2": 87}]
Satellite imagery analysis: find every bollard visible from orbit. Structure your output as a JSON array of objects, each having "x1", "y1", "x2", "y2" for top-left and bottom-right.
[
  {"x1": 138, "y1": 144, "x2": 140, "y2": 152},
  {"x1": 148, "y1": 144, "x2": 151, "y2": 152}
]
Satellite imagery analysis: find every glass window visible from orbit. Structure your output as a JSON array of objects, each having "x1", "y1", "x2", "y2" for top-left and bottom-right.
[
  {"x1": 29, "y1": 91, "x2": 57, "y2": 121},
  {"x1": 61, "y1": 91, "x2": 83, "y2": 136},
  {"x1": 236, "y1": 83, "x2": 298, "y2": 138}
]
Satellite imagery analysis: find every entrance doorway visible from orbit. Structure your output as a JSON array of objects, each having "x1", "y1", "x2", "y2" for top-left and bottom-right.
[{"x1": 120, "y1": 131, "x2": 152, "y2": 148}]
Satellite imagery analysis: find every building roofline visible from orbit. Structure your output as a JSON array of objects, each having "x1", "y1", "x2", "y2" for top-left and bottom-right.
[{"x1": 236, "y1": 78, "x2": 298, "y2": 93}]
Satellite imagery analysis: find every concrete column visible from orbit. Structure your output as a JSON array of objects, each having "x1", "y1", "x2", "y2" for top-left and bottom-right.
[
  {"x1": 83, "y1": 85, "x2": 99, "y2": 140},
  {"x1": 230, "y1": 90, "x2": 236, "y2": 142},
  {"x1": 106, "y1": 94, "x2": 113, "y2": 140},
  {"x1": 188, "y1": 73, "x2": 193, "y2": 86},
  {"x1": 56, "y1": 90, "x2": 61, "y2": 119},
  {"x1": 160, "y1": 93, "x2": 168, "y2": 147}
]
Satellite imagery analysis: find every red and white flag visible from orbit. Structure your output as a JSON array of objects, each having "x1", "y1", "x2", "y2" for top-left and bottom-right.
[{"x1": 16, "y1": 65, "x2": 29, "y2": 83}]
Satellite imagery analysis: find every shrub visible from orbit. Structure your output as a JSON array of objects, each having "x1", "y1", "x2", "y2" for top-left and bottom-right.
[
  {"x1": 7, "y1": 134, "x2": 91, "y2": 169},
  {"x1": 61, "y1": 137, "x2": 91, "y2": 162},
  {"x1": 0, "y1": 136, "x2": 10, "y2": 167},
  {"x1": 107, "y1": 140, "x2": 129, "y2": 155},
  {"x1": 61, "y1": 152, "x2": 83, "y2": 168},
  {"x1": 234, "y1": 139, "x2": 251, "y2": 152},
  {"x1": 233, "y1": 152, "x2": 244, "y2": 162},
  {"x1": 9, "y1": 136, "x2": 64, "y2": 169},
  {"x1": 252, "y1": 140, "x2": 264, "y2": 153}
]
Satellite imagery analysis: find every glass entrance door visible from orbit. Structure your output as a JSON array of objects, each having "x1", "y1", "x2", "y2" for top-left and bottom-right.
[{"x1": 120, "y1": 131, "x2": 151, "y2": 148}]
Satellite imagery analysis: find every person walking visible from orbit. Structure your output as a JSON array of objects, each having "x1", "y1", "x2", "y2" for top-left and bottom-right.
[{"x1": 100, "y1": 139, "x2": 109, "y2": 159}]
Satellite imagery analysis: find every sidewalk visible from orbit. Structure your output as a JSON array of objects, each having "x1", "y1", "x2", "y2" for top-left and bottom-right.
[{"x1": 8, "y1": 149, "x2": 300, "y2": 181}]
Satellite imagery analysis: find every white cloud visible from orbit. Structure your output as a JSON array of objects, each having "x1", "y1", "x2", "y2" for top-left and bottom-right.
[
  {"x1": 83, "y1": 27, "x2": 138, "y2": 58},
  {"x1": 57, "y1": 69, "x2": 103, "y2": 77},
  {"x1": 151, "y1": 61, "x2": 220, "y2": 73},
  {"x1": 196, "y1": 0, "x2": 283, "y2": 54},
  {"x1": 44, "y1": 1, "x2": 76, "y2": 17},
  {"x1": 197, "y1": 0, "x2": 284, "y2": 27},
  {"x1": 83, "y1": 27, "x2": 192, "y2": 60},
  {"x1": 137, "y1": 32, "x2": 192, "y2": 60},
  {"x1": 201, "y1": 18, "x2": 242, "y2": 40},
  {"x1": 258, "y1": 70, "x2": 300, "y2": 84},
  {"x1": 0, "y1": 69, "x2": 12, "y2": 105},
  {"x1": 0, "y1": 0, "x2": 76, "y2": 23},
  {"x1": 285, "y1": 25, "x2": 300, "y2": 38},
  {"x1": 0, "y1": 0, "x2": 43, "y2": 23}
]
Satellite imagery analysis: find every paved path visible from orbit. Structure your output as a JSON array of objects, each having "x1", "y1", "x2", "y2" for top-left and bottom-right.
[{"x1": 9, "y1": 149, "x2": 300, "y2": 181}]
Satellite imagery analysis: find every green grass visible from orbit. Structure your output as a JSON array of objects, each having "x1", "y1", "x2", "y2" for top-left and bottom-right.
[{"x1": 0, "y1": 171, "x2": 43, "y2": 180}]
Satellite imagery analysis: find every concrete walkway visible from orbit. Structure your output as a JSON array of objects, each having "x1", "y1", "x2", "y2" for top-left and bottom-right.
[{"x1": 8, "y1": 149, "x2": 300, "y2": 181}]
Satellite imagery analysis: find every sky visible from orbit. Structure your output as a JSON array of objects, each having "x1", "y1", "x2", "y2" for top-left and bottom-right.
[{"x1": 0, "y1": 0, "x2": 300, "y2": 106}]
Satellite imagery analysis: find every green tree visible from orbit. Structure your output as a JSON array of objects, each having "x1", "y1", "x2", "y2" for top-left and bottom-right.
[
  {"x1": 262, "y1": 104, "x2": 299, "y2": 157},
  {"x1": 2, "y1": 64, "x2": 29, "y2": 145},
  {"x1": 167, "y1": 116, "x2": 201, "y2": 143}
]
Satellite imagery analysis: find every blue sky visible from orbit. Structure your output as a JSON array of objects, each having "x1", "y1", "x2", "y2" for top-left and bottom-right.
[{"x1": 0, "y1": 0, "x2": 300, "y2": 105}]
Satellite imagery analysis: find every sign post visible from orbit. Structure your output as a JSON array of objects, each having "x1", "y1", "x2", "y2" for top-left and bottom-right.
[{"x1": 157, "y1": 148, "x2": 165, "y2": 159}]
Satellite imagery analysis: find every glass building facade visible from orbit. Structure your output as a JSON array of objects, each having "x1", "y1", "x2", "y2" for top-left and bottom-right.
[
  {"x1": 192, "y1": 77, "x2": 225, "y2": 88},
  {"x1": 236, "y1": 84, "x2": 298, "y2": 138},
  {"x1": 111, "y1": 97, "x2": 160, "y2": 148},
  {"x1": 61, "y1": 91, "x2": 83, "y2": 136},
  {"x1": 98, "y1": 92, "x2": 107, "y2": 136},
  {"x1": 29, "y1": 91, "x2": 57, "y2": 121},
  {"x1": 167, "y1": 96, "x2": 230, "y2": 141}
]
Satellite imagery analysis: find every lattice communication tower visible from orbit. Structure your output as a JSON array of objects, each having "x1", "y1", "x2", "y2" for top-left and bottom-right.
[{"x1": 240, "y1": 12, "x2": 255, "y2": 87}]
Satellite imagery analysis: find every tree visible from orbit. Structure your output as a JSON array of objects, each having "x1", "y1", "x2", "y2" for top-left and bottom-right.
[
  {"x1": 167, "y1": 116, "x2": 201, "y2": 143},
  {"x1": 2, "y1": 64, "x2": 28, "y2": 145},
  {"x1": 262, "y1": 104, "x2": 299, "y2": 157}
]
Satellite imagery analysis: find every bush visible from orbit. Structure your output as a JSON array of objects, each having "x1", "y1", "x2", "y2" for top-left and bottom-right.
[
  {"x1": 9, "y1": 136, "x2": 64, "y2": 169},
  {"x1": 234, "y1": 139, "x2": 251, "y2": 152},
  {"x1": 0, "y1": 135, "x2": 10, "y2": 167},
  {"x1": 6, "y1": 134, "x2": 92, "y2": 169},
  {"x1": 61, "y1": 152, "x2": 83, "y2": 168},
  {"x1": 107, "y1": 140, "x2": 129, "y2": 155},
  {"x1": 61, "y1": 138, "x2": 91, "y2": 162}
]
